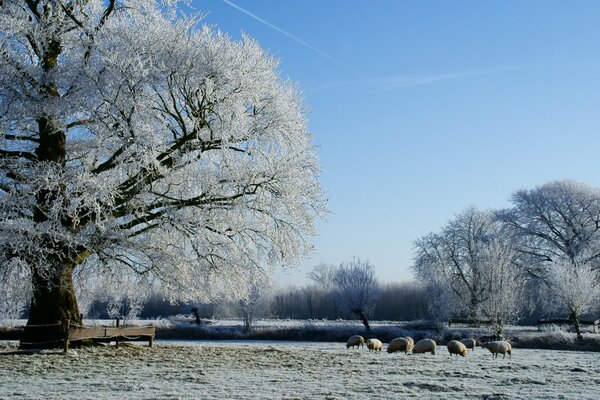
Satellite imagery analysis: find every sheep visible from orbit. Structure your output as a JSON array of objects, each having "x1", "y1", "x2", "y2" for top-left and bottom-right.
[
  {"x1": 346, "y1": 335, "x2": 365, "y2": 349},
  {"x1": 412, "y1": 338, "x2": 436, "y2": 355},
  {"x1": 366, "y1": 338, "x2": 382, "y2": 352},
  {"x1": 481, "y1": 341, "x2": 512, "y2": 359},
  {"x1": 460, "y1": 338, "x2": 476, "y2": 351},
  {"x1": 447, "y1": 340, "x2": 468, "y2": 357},
  {"x1": 404, "y1": 336, "x2": 414, "y2": 348},
  {"x1": 386, "y1": 337, "x2": 413, "y2": 354}
]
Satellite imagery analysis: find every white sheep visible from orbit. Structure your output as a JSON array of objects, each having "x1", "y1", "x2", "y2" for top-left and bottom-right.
[
  {"x1": 346, "y1": 335, "x2": 365, "y2": 349},
  {"x1": 481, "y1": 341, "x2": 512, "y2": 359},
  {"x1": 386, "y1": 337, "x2": 413, "y2": 354},
  {"x1": 412, "y1": 338, "x2": 436, "y2": 355},
  {"x1": 460, "y1": 338, "x2": 476, "y2": 351},
  {"x1": 366, "y1": 338, "x2": 382, "y2": 352},
  {"x1": 447, "y1": 340, "x2": 468, "y2": 357},
  {"x1": 404, "y1": 336, "x2": 414, "y2": 348}
]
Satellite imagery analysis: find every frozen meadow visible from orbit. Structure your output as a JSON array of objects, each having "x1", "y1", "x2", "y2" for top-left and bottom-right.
[{"x1": 1, "y1": 340, "x2": 599, "y2": 399}]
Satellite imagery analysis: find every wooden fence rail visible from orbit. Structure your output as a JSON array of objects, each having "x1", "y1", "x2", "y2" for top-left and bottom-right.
[
  {"x1": 447, "y1": 319, "x2": 493, "y2": 327},
  {"x1": 537, "y1": 319, "x2": 600, "y2": 333}
]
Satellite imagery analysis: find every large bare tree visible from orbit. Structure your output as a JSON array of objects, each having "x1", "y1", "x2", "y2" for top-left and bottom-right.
[
  {"x1": 413, "y1": 207, "x2": 525, "y2": 330},
  {"x1": 0, "y1": 1, "x2": 324, "y2": 347},
  {"x1": 497, "y1": 180, "x2": 600, "y2": 336}
]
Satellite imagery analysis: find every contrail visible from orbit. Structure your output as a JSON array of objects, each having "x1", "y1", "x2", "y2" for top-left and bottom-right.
[
  {"x1": 220, "y1": 0, "x2": 358, "y2": 74},
  {"x1": 308, "y1": 65, "x2": 535, "y2": 91}
]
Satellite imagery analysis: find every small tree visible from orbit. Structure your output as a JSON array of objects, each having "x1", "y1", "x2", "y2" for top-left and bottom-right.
[
  {"x1": 0, "y1": 263, "x2": 31, "y2": 321},
  {"x1": 333, "y1": 258, "x2": 379, "y2": 331},
  {"x1": 307, "y1": 263, "x2": 337, "y2": 291},
  {"x1": 478, "y1": 234, "x2": 526, "y2": 338},
  {"x1": 237, "y1": 269, "x2": 272, "y2": 332},
  {"x1": 543, "y1": 259, "x2": 600, "y2": 338},
  {"x1": 421, "y1": 273, "x2": 458, "y2": 323},
  {"x1": 306, "y1": 263, "x2": 338, "y2": 318}
]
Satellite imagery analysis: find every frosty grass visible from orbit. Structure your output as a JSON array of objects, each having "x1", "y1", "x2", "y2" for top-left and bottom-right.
[{"x1": 1, "y1": 340, "x2": 599, "y2": 399}]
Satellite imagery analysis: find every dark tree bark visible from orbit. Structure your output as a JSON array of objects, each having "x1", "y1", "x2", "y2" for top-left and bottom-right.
[
  {"x1": 569, "y1": 310, "x2": 583, "y2": 339},
  {"x1": 20, "y1": 32, "x2": 82, "y2": 348},
  {"x1": 191, "y1": 307, "x2": 201, "y2": 325},
  {"x1": 352, "y1": 308, "x2": 371, "y2": 331},
  {"x1": 21, "y1": 261, "x2": 81, "y2": 349}
]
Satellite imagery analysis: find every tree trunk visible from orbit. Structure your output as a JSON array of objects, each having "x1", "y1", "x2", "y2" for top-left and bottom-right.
[
  {"x1": 20, "y1": 262, "x2": 81, "y2": 349},
  {"x1": 494, "y1": 319, "x2": 504, "y2": 340},
  {"x1": 572, "y1": 312, "x2": 582, "y2": 339},
  {"x1": 567, "y1": 310, "x2": 582, "y2": 339},
  {"x1": 353, "y1": 309, "x2": 371, "y2": 331},
  {"x1": 191, "y1": 307, "x2": 201, "y2": 325}
]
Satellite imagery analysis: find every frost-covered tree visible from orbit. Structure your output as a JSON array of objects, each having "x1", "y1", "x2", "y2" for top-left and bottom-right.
[
  {"x1": 543, "y1": 259, "x2": 600, "y2": 338},
  {"x1": 307, "y1": 263, "x2": 337, "y2": 291},
  {"x1": 305, "y1": 263, "x2": 338, "y2": 318},
  {"x1": 478, "y1": 231, "x2": 526, "y2": 337},
  {"x1": 237, "y1": 268, "x2": 272, "y2": 332},
  {"x1": 413, "y1": 207, "x2": 525, "y2": 328},
  {"x1": 0, "y1": 263, "x2": 31, "y2": 320},
  {"x1": 497, "y1": 180, "x2": 600, "y2": 272},
  {"x1": 0, "y1": 1, "x2": 324, "y2": 347},
  {"x1": 333, "y1": 258, "x2": 379, "y2": 331},
  {"x1": 497, "y1": 180, "x2": 600, "y2": 336}
]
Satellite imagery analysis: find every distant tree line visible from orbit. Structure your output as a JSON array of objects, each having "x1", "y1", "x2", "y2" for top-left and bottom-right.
[
  {"x1": 271, "y1": 280, "x2": 428, "y2": 323},
  {"x1": 48, "y1": 272, "x2": 428, "y2": 326}
]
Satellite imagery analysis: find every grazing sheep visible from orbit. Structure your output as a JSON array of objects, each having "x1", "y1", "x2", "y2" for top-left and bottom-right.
[
  {"x1": 404, "y1": 336, "x2": 414, "y2": 348},
  {"x1": 481, "y1": 341, "x2": 512, "y2": 359},
  {"x1": 447, "y1": 340, "x2": 468, "y2": 357},
  {"x1": 366, "y1": 338, "x2": 382, "y2": 352},
  {"x1": 346, "y1": 335, "x2": 365, "y2": 349},
  {"x1": 386, "y1": 337, "x2": 413, "y2": 354},
  {"x1": 412, "y1": 339, "x2": 436, "y2": 355},
  {"x1": 460, "y1": 338, "x2": 476, "y2": 351}
]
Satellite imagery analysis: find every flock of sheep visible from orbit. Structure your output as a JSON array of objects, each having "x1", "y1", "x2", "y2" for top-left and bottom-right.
[{"x1": 346, "y1": 335, "x2": 512, "y2": 359}]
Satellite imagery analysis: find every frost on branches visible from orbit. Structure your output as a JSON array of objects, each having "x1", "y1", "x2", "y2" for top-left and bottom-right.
[
  {"x1": 412, "y1": 207, "x2": 525, "y2": 335},
  {"x1": 0, "y1": 1, "x2": 324, "y2": 347},
  {"x1": 498, "y1": 180, "x2": 600, "y2": 337}
]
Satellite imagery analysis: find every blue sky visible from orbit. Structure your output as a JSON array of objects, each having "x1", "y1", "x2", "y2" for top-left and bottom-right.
[{"x1": 191, "y1": 0, "x2": 600, "y2": 287}]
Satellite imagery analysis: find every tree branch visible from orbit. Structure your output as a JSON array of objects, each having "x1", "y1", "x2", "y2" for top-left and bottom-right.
[{"x1": 0, "y1": 149, "x2": 36, "y2": 161}]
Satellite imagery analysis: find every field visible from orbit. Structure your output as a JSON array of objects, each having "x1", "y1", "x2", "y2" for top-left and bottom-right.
[{"x1": 1, "y1": 340, "x2": 599, "y2": 399}]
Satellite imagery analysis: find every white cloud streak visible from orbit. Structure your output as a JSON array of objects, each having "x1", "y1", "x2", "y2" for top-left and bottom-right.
[{"x1": 310, "y1": 65, "x2": 535, "y2": 92}]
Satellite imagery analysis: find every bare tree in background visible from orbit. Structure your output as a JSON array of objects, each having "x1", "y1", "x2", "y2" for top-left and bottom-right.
[
  {"x1": 543, "y1": 259, "x2": 600, "y2": 338},
  {"x1": 414, "y1": 208, "x2": 494, "y2": 322},
  {"x1": 497, "y1": 180, "x2": 600, "y2": 337},
  {"x1": 333, "y1": 258, "x2": 379, "y2": 331},
  {"x1": 413, "y1": 207, "x2": 526, "y2": 330},
  {"x1": 307, "y1": 263, "x2": 337, "y2": 291},
  {"x1": 478, "y1": 231, "x2": 526, "y2": 338},
  {"x1": 0, "y1": 265, "x2": 30, "y2": 320},
  {"x1": 497, "y1": 180, "x2": 600, "y2": 274},
  {"x1": 237, "y1": 269, "x2": 273, "y2": 332},
  {"x1": 306, "y1": 263, "x2": 338, "y2": 318}
]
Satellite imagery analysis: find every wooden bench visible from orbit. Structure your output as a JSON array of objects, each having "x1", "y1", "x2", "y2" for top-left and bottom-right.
[
  {"x1": 537, "y1": 319, "x2": 600, "y2": 333},
  {"x1": 64, "y1": 322, "x2": 155, "y2": 352}
]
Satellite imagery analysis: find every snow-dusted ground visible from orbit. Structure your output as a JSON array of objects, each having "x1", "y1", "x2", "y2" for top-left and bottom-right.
[{"x1": 1, "y1": 340, "x2": 599, "y2": 399}]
